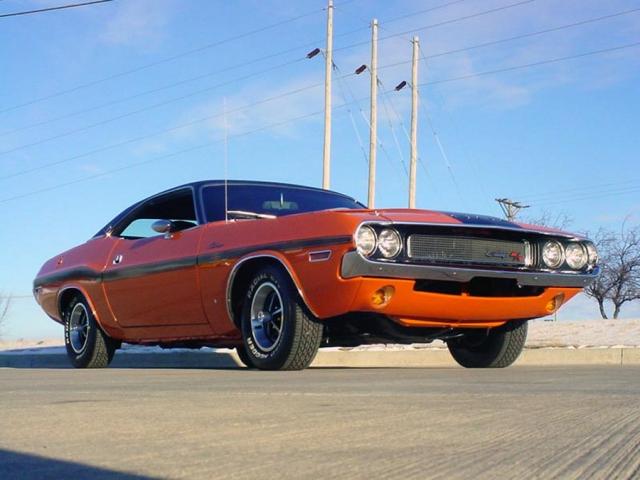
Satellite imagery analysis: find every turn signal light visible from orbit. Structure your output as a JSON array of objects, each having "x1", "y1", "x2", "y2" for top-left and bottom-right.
[
  {"x1": 545, "y1": 294, "x2": 565, "y2": 313},
  {"x1": 371, "y1": 286, "x2": 395, "y2": 308}
]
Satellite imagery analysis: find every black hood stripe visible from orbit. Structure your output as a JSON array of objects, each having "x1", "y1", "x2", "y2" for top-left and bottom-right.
[{"x1": 443, "y1": 212, "x2": 522, "y2": 229}]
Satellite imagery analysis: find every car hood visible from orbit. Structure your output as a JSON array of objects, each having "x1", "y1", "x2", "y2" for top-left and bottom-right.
[{"x1": 334, "y1": 208, "x2": 584, "y2": 239}]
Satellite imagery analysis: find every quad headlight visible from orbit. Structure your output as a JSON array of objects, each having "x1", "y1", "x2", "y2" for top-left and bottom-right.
[
  {"x1": 355, "y1": 225, "x2": 377, "y2": 256},
  {"x1": 377, "y1": 228, "x2": 402, "y2": 258},
  {"x1": 584, "y1": 241, "x2": 598, "y2": 266},
  {"x1": 565, "y1": 242, "x2": 587, "y2": 269},
  {"x1": 355, "y1": 225, "x2": 402, "y2": 258},
  {"x1": 542, "y1": 240, "x2": 564, "y2": 269}
]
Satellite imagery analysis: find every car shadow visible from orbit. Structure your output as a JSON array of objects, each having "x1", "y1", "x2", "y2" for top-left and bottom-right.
[
  {"x1": 0, "y1": 448, "x2": 158, "y2": 479},
  {"x1": 0, "y1": 350, "x2": 246, "y2": 370}
]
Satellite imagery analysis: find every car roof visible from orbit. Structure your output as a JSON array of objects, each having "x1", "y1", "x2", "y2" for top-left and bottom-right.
[
  {"x1": 161, "y1": 180, "x2": 356, "y2": 199},
  {"x1": 93, "y1": 180, "x2": 361, "y2": 237}
]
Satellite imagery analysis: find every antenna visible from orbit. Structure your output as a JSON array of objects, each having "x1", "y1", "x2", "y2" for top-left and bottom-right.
[{"x1": 224, "y1": 97, "x2": 229, "y2": 223}]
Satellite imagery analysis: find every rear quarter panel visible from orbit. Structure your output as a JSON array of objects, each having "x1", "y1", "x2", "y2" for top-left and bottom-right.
[{"x1": 34, "y1": 236, "x2": 120, "y2": 334}]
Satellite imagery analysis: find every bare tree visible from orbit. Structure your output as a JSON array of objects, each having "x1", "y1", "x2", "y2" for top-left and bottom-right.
[
  {"x1": 525, "y1": 209, "x2": 574, "y2": 230},
  {"x1": 585, "y1": 226, "x2": 640, "y2": 319},
  {"x1": 0, "y1": 293, "x2": 10, "y2": 336}
]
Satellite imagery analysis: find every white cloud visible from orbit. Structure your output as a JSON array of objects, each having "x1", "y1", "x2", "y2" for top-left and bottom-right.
[{"x1": 100, "y1": 0, "x2": 172, "y2": 49}]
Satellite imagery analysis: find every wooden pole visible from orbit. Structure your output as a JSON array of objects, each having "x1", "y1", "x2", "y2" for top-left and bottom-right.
[
  {"x1": 367, "y1": 19, "x2": 378, "y2": 208},
  {"x1": 408, "y1": 36, "x2": 419, "y2": 208},
  {"x1": 322, "y1": 0, "x2": 334, "y2": 189}
]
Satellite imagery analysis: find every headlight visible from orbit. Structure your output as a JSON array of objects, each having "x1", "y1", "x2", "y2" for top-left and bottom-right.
[
  {"x1": 542, "y1": 240, "x2": 564, "y2": 269},
  {"x1": 565, "y1": 242, "x2": 587, "y2": 269},
  {"x1": 355, "y1": 225, "x2": 377, "y2": 256},
  {"x1": 584, "y1": 242, "x2": 598, "y2": 266},
  {"x1": 377, "y1": 228, "x2": 401, "y2": 258}
]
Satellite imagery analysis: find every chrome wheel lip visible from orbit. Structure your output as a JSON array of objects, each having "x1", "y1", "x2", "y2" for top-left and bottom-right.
[
  {"x1": 250, "y1": 282, "x2": 284, "y2": 353},
  {"x1": 69, "y1": 303, "x2": 90, "y2": 354}
]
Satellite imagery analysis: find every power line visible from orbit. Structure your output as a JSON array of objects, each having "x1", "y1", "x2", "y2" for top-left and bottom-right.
[
  {"x1": 426, "y1": 7, "x2": 640, "y2": 60},
  {"x1": 0, "y1": 74, "x2": 360, "y2": 180},
  {"x1": 0, "y1": 56, "x2": 308, "y2": 156},
  {"x1": 0, "y1": 0, "x2": 536, "y2": 115},
  {"x1": 519, "y1": 178, "x2": 640, "y2": 202},
  {"x1": 335, "y1": 0, "x2": 539, "y2": 53},
  {"x1": 0, "y1": 102, "x2": 355, "y2": 204},
  {"x1": 0, "y1": 0, "x2": 112, "y2": 18},
  {"x1": 421, "y1": 41, "x2": 640, "y2": 86},
  {"x1": 333, "y1": 0, "x2": 474, "y2": 36},
  {"x1": 4, "y1": 37, "x2": 637, "y2": 181},
  {"x1": 0, "y1": 5, "x2": 325, "y2": 114},
  {"x1": 418, "y1": 46, "x2": 490, "y2": 203},
  {"x1": 1, "y1": 54, "x2": 311, "y2": 137},
  {"x1": 533, "y1": 185, "x2": 640, "y2": 206}
]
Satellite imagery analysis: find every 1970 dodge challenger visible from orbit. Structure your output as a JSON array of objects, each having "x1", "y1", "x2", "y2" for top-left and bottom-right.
[{"x1": 34, "y1": 180, "x2": 599, "y2": 370}]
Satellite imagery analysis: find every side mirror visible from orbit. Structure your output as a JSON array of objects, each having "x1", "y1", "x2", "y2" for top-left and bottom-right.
[{"x1": 151, "y1": 219, "x2": 175, "y2": 234}]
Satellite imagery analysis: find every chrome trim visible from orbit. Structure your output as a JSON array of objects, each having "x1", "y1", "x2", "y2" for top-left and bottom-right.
[
  {"x1": 225, "y1": 254, "x2": 320, "y2": 324},
  {"x1": 356, "y1": 219, "x2": 584, "y2": 240},
  {"x1": 524, "y1": 240, "x2": 533, "y2": 267},
  {"x1": 340, "y1": 251, "x2": 599, "y2": 288}
]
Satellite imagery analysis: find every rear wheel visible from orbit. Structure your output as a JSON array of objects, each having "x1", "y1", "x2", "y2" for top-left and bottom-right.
[
  {"x1": 63, "y1": 296, "x2": 117, "y2": 368},
  {"x1": 240, "y1": 266, "x2": 323, "y2": 371},
  {"x1": 447, "y1": 321, "x2": 528, "y2": 368}
]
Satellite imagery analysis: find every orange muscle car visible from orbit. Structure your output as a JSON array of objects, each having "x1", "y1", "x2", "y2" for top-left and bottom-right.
[{"x1": 34, "y1": 180, "x2": 599, "y2": 370}]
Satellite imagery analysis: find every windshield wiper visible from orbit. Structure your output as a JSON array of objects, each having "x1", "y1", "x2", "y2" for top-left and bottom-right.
[{"x1": 226, "y1": 210, "x2": 276, "y2": 220}]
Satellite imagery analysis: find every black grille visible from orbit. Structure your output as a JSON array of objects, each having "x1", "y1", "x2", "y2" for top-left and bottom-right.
[{"x1": 406, "y1": 235, "x2": 528, "y2": 267}]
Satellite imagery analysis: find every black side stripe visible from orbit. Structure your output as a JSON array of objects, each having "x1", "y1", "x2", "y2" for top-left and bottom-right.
[
  {"x1": 33, "y1": 235, "x2": 353, "y2": 288},
  {"x1": 198, "y1": 235, "x2": 352, "y2": 265}
]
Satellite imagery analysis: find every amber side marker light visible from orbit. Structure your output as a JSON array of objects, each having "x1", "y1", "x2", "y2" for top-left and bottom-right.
[
  {"x1": 371, "y1": 286, "x2": 395, "y2": 308},
  {"x1": 546, "y1": 294, "x2": 565, "y2": 313}
]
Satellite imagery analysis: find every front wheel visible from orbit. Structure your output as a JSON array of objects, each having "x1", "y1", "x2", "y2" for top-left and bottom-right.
[
  {"x1": 240, "y1": 266, "x2": 323, "y2": 370},
  {"x1": 64, "y1": 296, "x2": 117, "y2": 368},
  {"x1": 447, "y1": 321, "x2": 528, "y2": 368}
]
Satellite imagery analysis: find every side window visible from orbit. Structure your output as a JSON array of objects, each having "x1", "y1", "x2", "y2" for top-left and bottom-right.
[{"x1": 116, "y1": 189, "x2": 197, "y2": 239}]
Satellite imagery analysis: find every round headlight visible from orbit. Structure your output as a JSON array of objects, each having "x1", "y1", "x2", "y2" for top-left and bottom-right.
[
  {"x1": 542, "y1": 241, "x2": 564, "y2": 269},
  {"x1": 565, "y1": 243, "x2": 587, "y2": 269},
  {"x1": 355, "y1": 225, "x2": 377, "y2": 256},
  {"x1": 377, "y1": 228, "x2": 401, "y2": 258},
  {"x1": 584, "y1": 242, "x2": 598, "y2": 266}
]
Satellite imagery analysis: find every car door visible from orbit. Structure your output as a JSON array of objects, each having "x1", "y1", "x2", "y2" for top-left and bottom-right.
[{"x1": 102, "y1": 188, "x2": 208, "y2": 328}]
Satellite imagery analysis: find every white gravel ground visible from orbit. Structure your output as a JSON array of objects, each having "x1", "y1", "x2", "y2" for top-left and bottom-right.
[{"x1": 1, "y1": 319, "x2": 639, "y2": 353}]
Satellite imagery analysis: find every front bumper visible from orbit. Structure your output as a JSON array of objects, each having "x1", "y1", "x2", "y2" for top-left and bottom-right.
[{"x1": 340, "y1": 251, "x2": 599, "y2": 288}]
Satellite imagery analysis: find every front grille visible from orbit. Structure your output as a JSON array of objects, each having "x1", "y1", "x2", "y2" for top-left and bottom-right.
[{"x1": 407, "y1": 235, "x2": 529, "y2": 267}]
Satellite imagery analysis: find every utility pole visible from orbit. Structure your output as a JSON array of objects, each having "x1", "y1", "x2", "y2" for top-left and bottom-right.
[
  {"x1": 408, "y1": 36, "x2": 419, "y2": 209},
  {"x1": 495, "y1": 198, "x2": 530, "y2": 221},
  {"x1": 367, "y1": 19, "x2": 378, "y2": 208},
  {"x1": 322, "y1": 0, "x2": 334, "y2": 190}
]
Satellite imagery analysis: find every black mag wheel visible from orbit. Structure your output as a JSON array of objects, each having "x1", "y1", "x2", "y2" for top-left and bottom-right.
[
  {"x1": 240, "y1": 266, "x2": 323, "y2": 371},
  {"x1": 447, "y1": 320, "x2": 528, "y2": 368},
  {"x1": 64, "y1": 295, "x2": 117, "y2": 368}
]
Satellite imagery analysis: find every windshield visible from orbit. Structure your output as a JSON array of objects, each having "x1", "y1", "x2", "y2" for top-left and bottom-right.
[{"x1": 202, "y1": 184, "x2": 364, "y2": 222}]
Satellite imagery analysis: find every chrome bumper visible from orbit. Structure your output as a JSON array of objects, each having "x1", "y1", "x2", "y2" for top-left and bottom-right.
[{"x1": 340, "y1": 251, "x2": 599, "y2": 288}]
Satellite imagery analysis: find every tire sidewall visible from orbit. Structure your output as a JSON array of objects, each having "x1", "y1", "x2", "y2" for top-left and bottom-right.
[
  {"x1": 241, "y1": 268, "x2": 296, "y2": 370},
  {"x1": 64, "y1": 296, "x2": 99, "y2": 368}
]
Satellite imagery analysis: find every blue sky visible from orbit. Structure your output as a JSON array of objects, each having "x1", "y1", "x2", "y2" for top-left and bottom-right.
[{"x1": 1, "y1": 0, "x2": 639, "y2": 339}]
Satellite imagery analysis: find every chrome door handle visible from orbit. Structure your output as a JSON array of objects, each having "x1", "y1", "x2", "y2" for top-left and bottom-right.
[{"x1": 112, "y1": 254, "x2": 123, "y2": 265}]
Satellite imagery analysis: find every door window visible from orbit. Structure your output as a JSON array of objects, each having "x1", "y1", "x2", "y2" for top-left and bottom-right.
[{"x1": 114, "y1": 189, "x2": 198, "y2": 239}]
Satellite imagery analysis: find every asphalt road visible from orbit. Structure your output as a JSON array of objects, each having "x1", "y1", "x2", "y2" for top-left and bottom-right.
[{"x1": 1, "y1": 365, "x2": 639, "y2": 479}]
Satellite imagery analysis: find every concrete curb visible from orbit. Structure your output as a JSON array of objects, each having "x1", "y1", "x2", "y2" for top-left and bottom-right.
[{"x1": 1, "y1": 347, "x2": 639, "y2": 369}]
